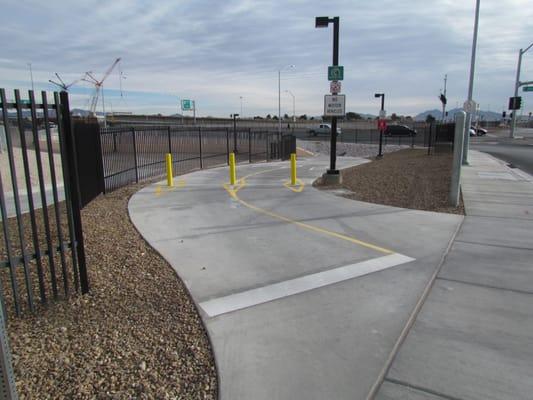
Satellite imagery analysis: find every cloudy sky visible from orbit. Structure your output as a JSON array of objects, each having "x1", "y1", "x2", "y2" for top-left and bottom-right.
[{"x1": 1, "y1": 0, "x2": 532, "y2": 117}]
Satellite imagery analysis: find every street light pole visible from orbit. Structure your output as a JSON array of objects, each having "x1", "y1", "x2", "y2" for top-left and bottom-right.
[
  {"x1": 28, "y1": 63, "x2": 34, "y2": 92},
  {"x1": 510, "y1": 41, "x2": 533, "y2": 138},
  {"x1": 285, "y1": 90, "x2": 295, "y2": 122},
  {"x1": 240, "y1": 96, "x2": 243, "y2": 117},
  {"x1": 278, "y1": 65, "x2": 295, "y2": 135},
  {"x1": 315, "y1": 16, "x2": 340, "y2": 178},
  {"x1": 463, "y1": 0, "x2": 481, "y2": 166}
]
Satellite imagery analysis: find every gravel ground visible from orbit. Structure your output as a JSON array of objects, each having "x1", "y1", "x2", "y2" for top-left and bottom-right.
[
  {"x1": 296, "y1": 139, "x2": 410, "y2": 159},
  {"x1": 3, "y1": 183, "x2": 217, "y2": 399},
  {"x1": 314, "y1": 148, "x2": 464, "y2": 215}
]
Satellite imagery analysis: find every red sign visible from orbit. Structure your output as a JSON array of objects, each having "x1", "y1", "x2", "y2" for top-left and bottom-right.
[{"x1": 378, "y1": 119, "x2": 387, "y2": 131}]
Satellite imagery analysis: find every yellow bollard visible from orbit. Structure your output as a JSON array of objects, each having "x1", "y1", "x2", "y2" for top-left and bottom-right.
[
  {"x1": 290, "y1": 153, "x2": 297, "y2": 186},
  {"x1": 166, "y1": 153, "x2": 173, "y2": 187},
  {"x1": 229, "y1": 152, "x2": 237, "y2": 185}
]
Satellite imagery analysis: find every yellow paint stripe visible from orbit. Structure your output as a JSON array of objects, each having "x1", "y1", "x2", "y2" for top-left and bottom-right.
[
  {"x1": 223, "y1": 167, "x2": 395, "y2": 255},
  {"x1": 284, "y1": 179, "x2": 305, "y2": 193}
]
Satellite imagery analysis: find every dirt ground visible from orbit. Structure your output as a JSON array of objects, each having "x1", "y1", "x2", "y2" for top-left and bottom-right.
[
  {"x1": 315, "y1": 149, "x2": 464, "y2": 215},
  {"x1": 4, "y1": 183, "x2": 217, "y2": 399}
]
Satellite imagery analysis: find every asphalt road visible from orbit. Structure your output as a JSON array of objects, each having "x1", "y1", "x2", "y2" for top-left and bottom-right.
[{"x1": 471, "y1": 128, "x2": 533, "y2": 175}]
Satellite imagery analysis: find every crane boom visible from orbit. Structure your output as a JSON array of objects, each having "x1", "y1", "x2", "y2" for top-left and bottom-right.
[{"x1": 101, "y1": 58, "x2": 121, "y2": 84}]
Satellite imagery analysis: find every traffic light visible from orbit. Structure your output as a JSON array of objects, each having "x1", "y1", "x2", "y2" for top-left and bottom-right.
[
  {"x1": 509, "y1": 96, "x2": 522, "y2": 110},
  {"x1": 439, "y1": 94, "x2": 447, "y2": 105},
  {"x1": 502, "y1": 111, "x2": 506, "y2": 119}
]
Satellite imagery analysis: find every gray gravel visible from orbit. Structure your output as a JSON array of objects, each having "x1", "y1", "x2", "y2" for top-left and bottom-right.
[{"x1": 296, "y1": 139, "x2": 409, "y2": 159}]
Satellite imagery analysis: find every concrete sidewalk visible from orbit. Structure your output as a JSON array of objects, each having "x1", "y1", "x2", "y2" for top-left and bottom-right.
[
  {"x1": 128, "y1": 156, "x2": 462, "y2": 400},
  {"x1": 377, "y1": 150, "x2": 533, "y2": 400}
]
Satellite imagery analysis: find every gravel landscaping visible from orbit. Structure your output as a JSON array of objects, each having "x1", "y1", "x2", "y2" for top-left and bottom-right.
[
  {"x1": 296, "y1": 139, "x2": 410, "y2": 159},
  {"x1": 314, "y1": 148, "x2": 464, "y2": 215},
  {"x1": 3, "y1": 183, "x2": 217, "y2": 399}
]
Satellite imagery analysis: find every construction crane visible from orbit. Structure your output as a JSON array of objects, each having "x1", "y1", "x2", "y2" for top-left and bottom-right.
[
  {"x1": 82, "y1": 57, "x2": 121, "y2": 125},
  {"x1": 48, "y1": 73, "x2": 82, "y2": 91}
]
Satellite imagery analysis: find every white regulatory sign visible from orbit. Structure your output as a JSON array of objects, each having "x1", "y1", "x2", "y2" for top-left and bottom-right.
[
  {"x1": 463, "y1": 100, "x2": 476, "y2": 113},
  {"x1": 379, "y1": 109, "x2": 386, "y2": 119},
  {"x1": 330, "y1": 81, "x2": 341, "y2": 94},
  {"x1": 324, "y1": 95, "x2": 346, "y2": 117}
]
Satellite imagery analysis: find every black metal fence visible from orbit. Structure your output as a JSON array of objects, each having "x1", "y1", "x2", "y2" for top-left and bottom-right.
[
  {"x1": 100, "y1": 126, "x2": 292, "y2": 192},
  {"x1": 0, "y1": 89, "x2": 87, "y2": 316}
]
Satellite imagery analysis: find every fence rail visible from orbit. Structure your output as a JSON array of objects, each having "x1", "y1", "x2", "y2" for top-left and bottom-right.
[{"x1": 99, "y1": 126, "x2": 292, "y2": 192}]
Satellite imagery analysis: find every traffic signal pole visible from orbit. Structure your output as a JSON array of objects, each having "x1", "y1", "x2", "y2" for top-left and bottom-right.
[{"x1": 510, "y1": 49, "x2": 524, "y2": 138}]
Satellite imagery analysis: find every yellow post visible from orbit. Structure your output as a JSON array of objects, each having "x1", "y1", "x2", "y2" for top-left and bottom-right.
[
  {"x1": 290, "y1": 153, "x2": 297, "y2": 186},
  {"x1": 229, "y1": 152, "x2": 237, "y2": 185},
  {"x1": 166, "y1": 153, "x2": 173, "y2": 187}
]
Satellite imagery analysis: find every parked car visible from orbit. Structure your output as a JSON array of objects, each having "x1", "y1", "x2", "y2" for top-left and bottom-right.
[
  {"x1": 384, "y1": 124, "x2": 416, "y2": 136},
  {"x1": 471, "y1": 126, "x2": 487, "y2": 136},
  {"x1": 308, "y1": 123, "x2": 341, "y2": 136}
]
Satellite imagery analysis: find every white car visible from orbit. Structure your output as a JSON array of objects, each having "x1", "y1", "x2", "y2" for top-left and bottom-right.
[{"x1": 308, "y1": 123, "x2": 341, "y2": 136}]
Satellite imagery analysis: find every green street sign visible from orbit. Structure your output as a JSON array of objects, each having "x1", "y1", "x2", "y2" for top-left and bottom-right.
[
  {"x1": 328, "y1": 66, "x2": 344, "y2": 81},
  {"x1": 523, "y1": 86, "x2": 533, "y2": 92},
  {"x1": 181, "y1": 99, "x2": 192, "y2": 110}
]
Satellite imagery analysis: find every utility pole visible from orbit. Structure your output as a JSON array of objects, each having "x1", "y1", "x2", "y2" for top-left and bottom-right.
[
  {"x1": 442, "y1": 74, "x2": 447, "y2": 122},
  {"x1": 28, "y1": 63, "x2": 34, "y2": 92},
  {"x1": 510, "y1": 42, "x2": 533, "y2": 138},
  {"x1": 463, "y1": 0, "x2": 480, "y2": 166}
]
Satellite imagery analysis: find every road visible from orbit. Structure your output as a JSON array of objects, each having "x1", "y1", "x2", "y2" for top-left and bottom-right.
[{"x1": 472, "y1": 127, "x2": 533, "y2": 175}]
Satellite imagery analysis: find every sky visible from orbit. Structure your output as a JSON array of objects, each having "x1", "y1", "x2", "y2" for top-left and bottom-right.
[{"x1": 1, "y1": 0, "x2": 532, "y2": 118}]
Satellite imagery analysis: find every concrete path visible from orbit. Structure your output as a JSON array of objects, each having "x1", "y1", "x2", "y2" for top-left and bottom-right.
[
  {"x1": 129, "y1": 156, "x2": 462, "y2": 400},
  {"x1": 378, "y1": 150, "x2": 533, "y2": 400}
]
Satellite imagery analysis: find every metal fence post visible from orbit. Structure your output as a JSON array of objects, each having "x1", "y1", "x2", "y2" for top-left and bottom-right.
[
  {"x1": 59, "y1": 91, "x2": 89, "y2": 294},
  {"x1": 167, "y1": 126, "x2": 172, "y2": 154},
  {"x1": 131, "y1": 127, "x2": 139, "y2": 183},
  {"x1": 0, "y1": 306, "x2": 18, "y2": 400},
  {"x1": 226, "y1": 128, "x2": 230, "y2": 165},
  {"x1": 248, "y1": 129, "x2": 252, "y2": 163},
  {"x1": 450, "y1": 111, "x2": 466, "y2": 206},
  {"x1": 198, "y1": 127, "x2": 203, "y2": 169}
]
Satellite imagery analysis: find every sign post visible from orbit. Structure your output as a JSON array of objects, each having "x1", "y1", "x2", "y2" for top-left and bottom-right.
[{"x1": 180, "y1": 99, "x2": 196, "y2": 124}]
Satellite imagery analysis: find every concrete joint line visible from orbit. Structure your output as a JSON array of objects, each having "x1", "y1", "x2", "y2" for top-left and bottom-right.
[
  {"x1": 384, "y1": 377, "x2": 466, "y2": 400},
  {"x1": 437, "y1": 276, "x2": 533, "y2": 296},
  {"x1": 365, "y1": 217, "x2": 465, "y2": 400}
]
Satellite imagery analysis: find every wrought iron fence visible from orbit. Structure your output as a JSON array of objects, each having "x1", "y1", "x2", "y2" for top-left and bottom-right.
[
  {"x1": 0, "y1": 89, "x2": 87, "y2": 317},
  {"x1": 100, "y1": 126, "x2": 290, "y2": 192}
]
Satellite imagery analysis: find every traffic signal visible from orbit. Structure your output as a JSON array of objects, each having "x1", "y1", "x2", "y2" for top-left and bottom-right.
[
  {"x1": 439, "y1": 94, "x2": 447, "y2": 105},
  {"x1": 502, "y1": 111, "x2": 506, "y2": 118},
  {"x1": 509, "y1": 96, "x2": 522, "y2": 110}
]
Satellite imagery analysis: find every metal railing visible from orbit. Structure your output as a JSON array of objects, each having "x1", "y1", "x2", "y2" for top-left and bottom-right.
[
  {"x1": 100, "y1": 126, "x2": 289, "y2": 192},
  {"x1": 0, "y1": 89, "x2": 88, "y2": 317}
]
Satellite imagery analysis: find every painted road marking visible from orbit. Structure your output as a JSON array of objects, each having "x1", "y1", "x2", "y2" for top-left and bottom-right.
[
  {"x1": 283, "y1": 178, "x2": 305, "y2": 193},
  {"x1": 223, "y1": 168, "x2": 395, "y2": 255},
  {"x1": 200, "y1": 253, "x2": 415, "y2": 317}
]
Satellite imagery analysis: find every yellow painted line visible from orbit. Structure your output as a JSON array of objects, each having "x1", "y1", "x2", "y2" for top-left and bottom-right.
[
  {"x1": 223, "y1": 167, "x2": 395, "y2": 255},
  {"x1": 176, "y1": 178, "x2": 186, "y2": 188},
  {"x1": 155, "y1": 185, "x2": 162, "y2": 196},
  {"x1": 284, "y1": 179, "x2": 305, "y2": 193}
]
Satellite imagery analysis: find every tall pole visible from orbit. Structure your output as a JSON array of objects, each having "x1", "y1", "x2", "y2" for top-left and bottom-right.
[
  {"x1": 376, "y1": 93, "x2": 385, "y2": 158},
  {"x1": 28, "y1": 63, "x2": 34, "y2": 92},
  {"x1": 101, "y1": 84, "x2": 107, "y2": 128},
  {"x1": 240, "y1": 96, "x2": 243, "y2": 117},
  {"x1": 329, "y1": 16, "x2": 339, "y2": 174},
  {"x1": 463, "y1": 0, "x2": 480, "y2": 166},
  {"x1": 285, "y1": 90, "x2": 296, "y2": 122},
  {"x1": 510, "y1": 49, "x2": 523, "y2": 138},
  {"x1": 442, "y1": 74, "x2": 447, "y2": 122},
  {"x1": 278, "y1": 70, "x2": 281, "y2": 134}
]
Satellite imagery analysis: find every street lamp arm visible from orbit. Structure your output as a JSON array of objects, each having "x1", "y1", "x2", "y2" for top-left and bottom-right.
[{"x1": 523, "y1": 42, "x2": 533, "y2": 54}]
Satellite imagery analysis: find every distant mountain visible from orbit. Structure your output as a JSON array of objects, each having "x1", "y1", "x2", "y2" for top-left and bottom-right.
[
  {"x1": 71, "y1": 108, "x2": 104, "y2": 117},
  {"x1": 415, "y1": 108, "x2": 501, "y2": 121}
]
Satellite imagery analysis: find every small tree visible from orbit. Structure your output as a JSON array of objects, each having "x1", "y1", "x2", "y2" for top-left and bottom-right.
[
  {"x1": 426, "y1": 114, "x2": 436, "y2": 123},
  {"x1": 391, "y1": 113, "x2": 399, "y2": 121},
  {"x1": 299, "y1": 114, "x2": 308, "y2": 120},
  {"x1": 346, "y1": 112, "x2": 361, "y2": 120},
  {"x1": 266, "y1": 114, "x2": 271, "y2": 119},
  {"x1": 283, "y1": 113, "x2": 289, "y2": 120}
]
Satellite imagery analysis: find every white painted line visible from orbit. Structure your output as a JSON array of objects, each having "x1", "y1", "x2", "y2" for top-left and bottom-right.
[{"x1": 200, "y1": 253, "x2": 415, "y2": 317}]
